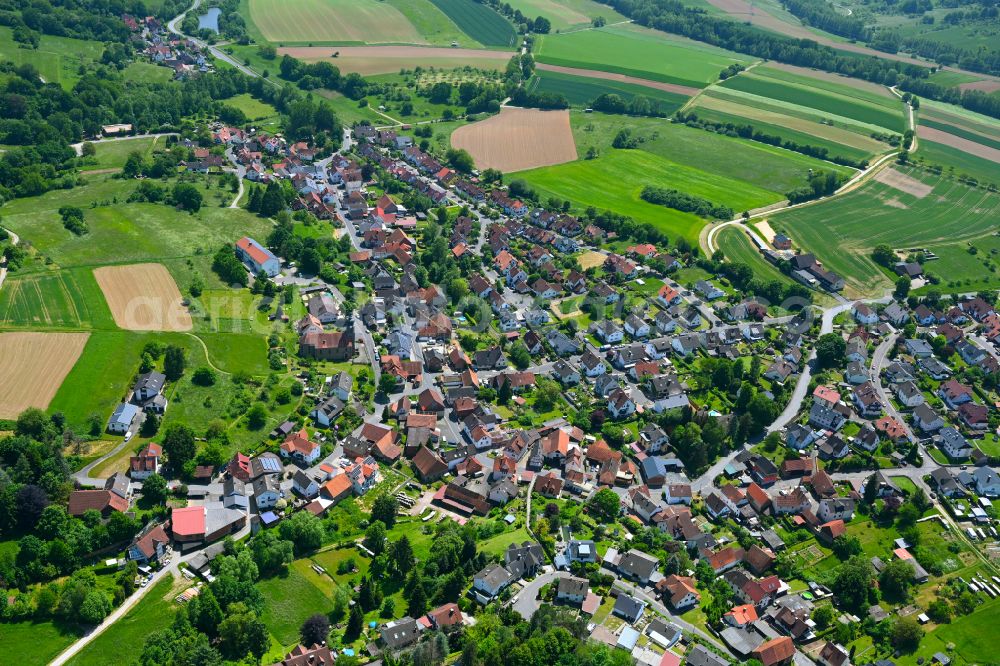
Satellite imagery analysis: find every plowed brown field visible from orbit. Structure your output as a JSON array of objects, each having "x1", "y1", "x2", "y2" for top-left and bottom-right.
[
  {"x1": 451, "y1": 107, "x2": 577, "y2": 172},
  {"x1": 93, "y1": 263, "x2": 192, "y2": 331},
  {"x1": 0, "y1": 332, "x2": 89, "y2": 418}
]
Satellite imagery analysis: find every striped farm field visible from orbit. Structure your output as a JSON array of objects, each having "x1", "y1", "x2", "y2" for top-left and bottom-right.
[
  {"x1": 502, "y1": 0, "x2": 625, "y2": 30},
  {"x1": 719, "y1": 68, "x2": 906, "y2": 131},
  {"x1": 529, "y1": 68, "x2": 689, "y2": 113},
  {"x1": 427, "y1": 0, "x2": 517, "y2": 47},
  {"x1": 534, "y1": 23, "x2": 753, "y2": 89},
  {"x1": 769, "y1": 167, "x2": 1000, "y2": 294},
  {"x1": 278, "y1": 45, "x2": 511, "y2": 76},
  {"x1": 248, "y1": 0, "x2": 428, "y2": 44},
  {"x1": 716, "y1": 226, "x2": 798, "y2": 290},
  {"x1": 0, "y1": 270, "x2": 99, "y2": 329},
  {"x1": 691, "y1": 92, "x2": 889, "y2": 159},
  {"x1": 916, "y1": 139, "x2": 1000, "y2": 186}
]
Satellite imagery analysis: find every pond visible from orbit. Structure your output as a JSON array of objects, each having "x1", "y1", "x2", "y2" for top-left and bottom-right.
[{"x1": 197, "y1": 7, "x2": 221, "y2": 33}]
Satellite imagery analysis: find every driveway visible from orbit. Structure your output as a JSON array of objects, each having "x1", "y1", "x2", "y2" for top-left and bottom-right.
[{"x1": 512, "y1": 571, "x2": 571, "y2": 619}]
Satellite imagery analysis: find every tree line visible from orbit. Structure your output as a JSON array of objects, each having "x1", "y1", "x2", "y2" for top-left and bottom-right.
[{"x1": 641, "y1": 184, "x2": 734, "y2": 219}]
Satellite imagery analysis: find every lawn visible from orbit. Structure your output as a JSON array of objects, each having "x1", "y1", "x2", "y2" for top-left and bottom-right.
[
  {"x1": 534, "y1": 23, "x2": 753, "y2": 89},
  {"x1": 258, "y1": 561, "x2": 335, "y2": 647},
  {"x1": 84, "y1": 136, "x2": 161, "y2": 171},
  {"x1": 66, "y1": 576, "x2": 180, "y2": 666},
  {"x1": 478, "y1": 526, "x2": 533, "y2": 556},
  {"x1": 530, "y1": 70, "x2": 689, "y2": 112},
  {"x1": 0, "y1": 26, "x2": 105, "y2": 89},
  {"x1": 516, "y1": 144, "x2": 782, "y2": 244},
  {"x1": 905, "y1": 596, "x2": 1000, "y2": 665},
  {"x1": 122, "y1": 61, "x2": 174, "y2": 84},
  {"x1": 976, "y1": 433, "x2": 1000, "y2": 457},
  {"x1": 890, "y1": 475, "x2": 918, "y2": 495},
  {"x1": 769, "y1": 166, "x2": 1000, "y2": 296},
  {"x1": 223, "y1": 93, "x2": 280, "y2": 123}
]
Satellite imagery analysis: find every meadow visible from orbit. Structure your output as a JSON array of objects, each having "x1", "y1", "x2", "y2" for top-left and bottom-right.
[
  {"x1": 0, "y1": 618, "x2": 80, "y2": 665},
  {"x1": 427, "y1": 0, "x2": 518, "y2": 47},
  {"x1": 529, "y1": 69, "x2": 689, "y2": 112},
  {"x1": 718, "y1": 67, "x2": 906, "y2": 132},
  {"x1": 83, "y1": 136, "x2": 162, "y2": 171},
  {"x1": 224, "y1": 93, "x2": 281, "y2": 123},
  {"x1": 65, "y1": 577, "x2": 180, "y2": 666},
  {"x1": 769, "y1": 166, "x2": 1000, "y2": 295},
  {"x1": 716, "y1": 227, "x2": 799, "y2": 290},
  {"x1": 0, "y1": 26, "x2": 104, "y2": 89},
  {"x1": 533, "y1": 23, "x2": 753, "y2": 88}
]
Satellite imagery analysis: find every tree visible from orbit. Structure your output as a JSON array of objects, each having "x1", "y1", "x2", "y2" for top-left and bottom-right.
[
  {"x1": 890, "y1": 615, "x2": 923, "y2": 652},
  {"x1": 140, "y1": 412, "x2": 160, "y2": 437},
  {"x1": 589, "y1": 488, "x2": 621, "y2": 521},
  {"x1": 894, "y1": 276, "x2": 911, "y2": 300},
  {"x1": 880, "y1": 559, "x2": 914, "y2": 601},
  {"x1": 813, "y1": 605, "x2": 835, "y2": 629},
  {"x1": 831, "y1": 556, "x2": 872, "y2": 612},
  {"x1": 390, "y1": 536, "x2": 415, "y2": 577},
  {"x1": 300, "y1": 613, "x2": 331, "y2": 646},
  {"x1": 164, "y1": 345, "x2": 186, "y2": 380},
  {"x1": 172, "y1": 183, "x2": 203, "y2": 213},
  {"x1": 78, "y1": 589, "x2": 112, "y2": 624},
  {"x1": 344, "y1": 604, "x2": 363, "y2": 641},
  {"x1": 190, "y1": 587, "x2": 224, "y2": 636},
  {"x1": 246, "y1": 403, "x2": 267, "y2": 430},
  {"x1": 142, "y1": 473, "x2": 168, "y2": 504},
  {"x1": 407, "y1": 576, "x2": 427, "y2": 617},
  {"x1": 259, "y1": 181, "x2": 286, "y2": 217},
  {"x1": 815, "y1": 333, "x2": 846, "y2": 369},
  {"x1": 509, "y1": 342, "x2": 531, "y2": 370},
  {"x1": 831, "y1": 535, "x2": 862, "y2": 560},
  {"x1": 862, "y1": 472, "x2": 880, "y2": 505},
  {"x1": 872, "y1": 244, "x2": 895, "y2": 267},
  {"x1": 218, "y1": 602, "x2": 269, "y2": 660},
  {"x1": 927, "y1": 599, "x2": 951, "y2": 624},
  {"x1": 371, "y1": 494, "x2": 399, "y2": 529},
  {"x1": 192, "y1": 366, "x2": 216, "y2": 386},
  {"x1": 250, "y1": 530, "x2": 294, "y2": 574},
  {"x1": 162, "y1": 424, "x2": 197, "y2": 469},
  {"x1": 278, "y1": 511, "x2": 324, "y2": 555},
  {"x1": 378, "y1": 372, "x2": 398, "y2": 396},
  {"x1": 364, "y1": 520, "x2": 387, "y2": 555}
]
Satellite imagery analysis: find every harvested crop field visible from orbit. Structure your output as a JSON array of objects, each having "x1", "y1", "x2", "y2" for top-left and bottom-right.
[
  {"x1": 917, "y1": 126, "x2": 1000, "y2": 164},
  {"x1": 93, "y1": 263, "x2": 192, "y2": 331},
  {"x1": 874, "y1": 168, "x2": 934, "y2": 198},
  {"x1": 278, "y1": 46, "x2": 511, "y2": 76},
  {"x1": 535, "y1": 63, "x2": 699, "y2": 97},
  {"x1": 0, "y1": 332, "x2": 88, "y2": 418},
  {"x1": 451, "y1": 107, "x2": 577, "y2": 172},
  {"x1": 958, "y1": 80, "x2": 1000, "y2": 94}
]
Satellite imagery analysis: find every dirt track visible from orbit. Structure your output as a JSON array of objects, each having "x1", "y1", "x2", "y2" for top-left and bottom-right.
[
  {"x1": 94, "y1": 263, "x2": 193, "y2": 331},
  {"x1": 0, "y1": 332, "x2": 89, "y2": 418},
  {"x1": 917, "y1": 126, "x2": 1000, "y2": 164},
  {"x1": 451, "y1": 107, "x2": 578, "y2": 172},
  {"x1": 535, "y1": 63, "x2": 700, "y2": 97}
]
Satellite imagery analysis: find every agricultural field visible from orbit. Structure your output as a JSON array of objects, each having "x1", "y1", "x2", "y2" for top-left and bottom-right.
[
  {"x1": 718, "y1": 66, "x2": 906, "y2": 132},
  {"x1": 502, "y1": 0, "x2": 626, "y2": 31},
  {"x1": 278, "y1": 45, "x2": 512, "y2": 76},
  {"x1": 0, "y1": 269, "x2": 113, "y2": 330},
  {"x1": 531, "y1": 66, "x2": 694, "y2": 107},
  {"x1": 769, "y1": 166, "x2": 1000, "y2": 295},
  {"x1": 93, "y1": 263, "x2": 193, "y2": 332},
  {"x1": 0, "y1": 332, "x2": 89, "y2": 418},
  {"x1": 247, "y1": 0, "x2": 427, "y2": 45},
  {"x1": 451, "y1": 107, "x2": 578, "y2": 171},
  {"x1": 0, "y1": 26, "x2": 105, "y2": 89},
  {"x1": 533, "y1": 22, "x2": 754, "y2": 89},
  {"x1": 426, "y1": 0, "x2": 518, "y2": 47}
]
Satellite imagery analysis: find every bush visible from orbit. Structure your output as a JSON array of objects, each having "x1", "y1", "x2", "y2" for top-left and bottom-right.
[{"x1": 192, "y1": 366, "x2": 217, "y2": 386}]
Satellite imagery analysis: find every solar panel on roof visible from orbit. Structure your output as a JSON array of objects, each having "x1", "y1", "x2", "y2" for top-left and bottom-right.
[{"x1": 260, "y1": 457, "x2": 281, "y2": 472}]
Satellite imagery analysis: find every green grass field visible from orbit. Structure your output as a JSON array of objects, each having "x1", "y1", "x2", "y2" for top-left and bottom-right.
[
  {"x1": 223, "y1": 93, "x2": 280, "y2": 122},
  {"x1": 770, "y1": 166, "x2": 1000, "y2": 295},
  {"x1": 529, "y1": 70, "x2": 688, "y2": 113},
  {"x1": 517, "y1": 148, "x2": 775, "y2": 244},
  {"x1": 258, "y1": 561, "x2": 335, "y2": 647},
  {"x1": 427, "y1": 0, "x2": 518, "y2": 47},
  {"x1": 83, "y1": 136, "x2": 161, "y2": 171},
  {"x1": 691, "y1": 91, "x2": 889, "y2": 160},
  {"x1": 65, "y1": 577, "x2": 179, "y2": 666},
  {"x1": 915, "y1": 139, "x2": 1000, "y2": 187},
  {"x1": 716, "y1": 227, "x2": 798, "y2": 290},
  {"x1": 719, "y1": 68, "x2": 905, "y2": 132},
  {"x1": 920, "y1": 119, "x2": 1000, "y2": 153},
  {"x1": 502, "y1": 0, "x2": 625, "y2": 30},
  {"x1": 0, "y1": 26, "x2": 105, "y2": 89},
  {"x1": 0, "y1": 618, "x2": 80, "y2": 665},
  {"x1": 121, "y1": 61, "x2": 174, "y2": 84},
  {"x1": 534, "y1": 23, "x2": 753, "y2": 88}
]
